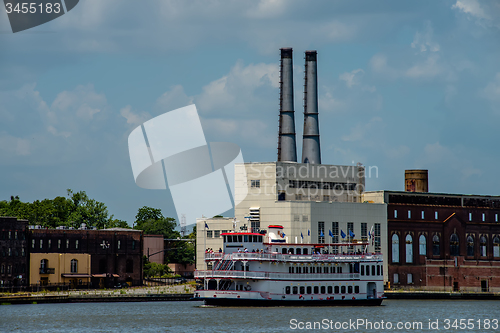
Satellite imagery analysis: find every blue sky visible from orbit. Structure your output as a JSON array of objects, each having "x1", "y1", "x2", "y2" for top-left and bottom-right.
[{"x1": 1, "y1": 0, "x2": 500, "y2": 226}]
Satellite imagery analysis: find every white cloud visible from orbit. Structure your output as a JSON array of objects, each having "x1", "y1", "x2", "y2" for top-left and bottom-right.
[
  {"x1": 481, "y1": 73, "x2": 500, "y2": 102},
  {"x1": 120, "y1": 105, "x2": 151, "y2": 127},
  {"x1": 0, "y1": 132, "x2": 31, "y2": 156},
  {"x1": 452, "y1": 0, "x2": 500, "y2": 29},
  {"x1": 246, "y1": 0, "x2": 287, "y2": 19},
  {"x1": 411, "y1": 21, "x2": 440, "y2": 53},
  {"x1": 341, "y1": 117, "x2": 384, "y2": 142},
  {"x1": 339, "y1": 69, "x2": 364, "y2": 88},
  {"x1": 405, "y1": 54, "x2": 444, "y2": 79},
  {"x1": 452, "y1": 0, "x2": 490, "y2": 21},
  {"x1": 154, "y1": 85, "x2": 194, "y2": 114}
]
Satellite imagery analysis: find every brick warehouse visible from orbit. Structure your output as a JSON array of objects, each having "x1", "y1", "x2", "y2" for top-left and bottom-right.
[
  {"x1": 364, "y1": 170, "x2": 500, "y2": 292},
  {"x1": 0, "y1": 217, "x2": 28, "y2": 290},
  {"x1": 29, "y1": 227, "x2": 143, "y2": 288}
]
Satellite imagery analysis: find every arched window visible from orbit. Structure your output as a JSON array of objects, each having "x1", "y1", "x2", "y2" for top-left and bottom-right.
[
  {"x1": 419, "y1": 235, "x2": 426, "y2": 256},
  {"x1": 467, "y1": 236, "x2": 474, "y2": 257},
  {"x1": 392, "y1": 234, "x2": 399, "y2": 263},
  {"x1": 480, "y1": 236, "x2": 487, "y2": 257},
  {"x1": 450, "y1": 233, "x2": 459, "y2": 256},
  {"x1": 40, "y1": 259, "x2": 48, "y2": 269},
  {"x1": 432, "y1": 235, "x2": 440, "y2": 256},
  {"x1": 71, "y1": 259, "x2": 78, "y2": 273},
  {"x1": 494, "y1": 237, "x2": 500, "y2": 258},
  {"x1": 405, "y1": 234, "x2": 413, "y2": 263}
]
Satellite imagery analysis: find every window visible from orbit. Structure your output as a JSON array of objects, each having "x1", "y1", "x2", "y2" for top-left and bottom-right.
[
  {"x1": 32, "y1": 239, "x2": 35, "y2": 249},
  {"x1": 0, "y1": 265, "x2": 4, "y2": 274},
  {"x1": 126, "y1": 259, "x2": 133, "y2": 273},
  {"x1": 117, "y1": 240, "x2": 121, "y2": 250},
  {"x1": 332, "y1": 222, "x2": 339, "y2": 253},
  {"x1": 207, "y1": 230, "x2": 213, "y2": 238},
  {"x1": 405, "y1": 234, "x2": 413, "y2": 263},
  {"x1": 394, "y1": 210, "x2": 397, "y2": 218},
  {"x1": 421, "y1": 211, "x2": 424, "y2": 220},
  {"x1": 469, "y1": 212, "x2": 472, "y2": 221},
  {"x1": 302, "y1": 215, "x2": 308, "y2": 222},
  {"x1": 58, "y1": 239, "x2": 61, "y2": 249},
  {"x1": 334, "y1": 286, "x2": 339, "y2": 294},
  {"x1": 407, "y1": 273, "x2": 413, "y2": 284},
  {"x1": 48, "y1": 239, "x2": 51, "y2": 249},
  {"x1": 21, "y1": 248, "x2": 25, "y2": 257},
  {"x1": 432, "y1": 235, "x2": 440, "y2": 256},
  {"x1": 341, "y1": 286, "x2": 346, "y2": 294},
  {"x1": 75, "y1": 240, "x2": 79, "y2": 250},
  {"x1": 435, "y1": 211, "x2": 438, "y2": 220},
  {"x1": 408, "y1": 210, "x2": 411, "y2": 219},
  {"x1": 321, "y1": 286, "x2": 325, "y2": 294},
  {"x1": 366, "y1": 265, "x2": 370, "y2": 276},
  {"x1": 374, "y1": 223, "x2": 381, "y2": 253},
  {"x1": 250, "y1": 180, "x2": 260, "y2": 188},
  {"x1": 496, "y1": 214, "x2": 498, "y2": 222},
  {"x1": 293, "y1": 215, "x2": 300, "y2": 222},
  {"x1": 450, "y1": 234, "x2": 459, "y2": 256},
  {"x1": 285, "y1": 286, "x2": 290, "y2": 294},
  {"x1": 71, "y1": 259, "x2": 78, "y2": 273},
  {"x1": 494, "y1": 237, "x2": 500, "y2": 258},
  {"x1": 66, "y1": 239, "x2": 70, "y2": 249},
  {"x1": 8, "y1": 248, "x2": 11, "y2": 256},
  {"x1": 419, "y1": 235, "x2": 426, "y2": 256},
  {"x1": 8, "y1": 231, "x2": 11, "y2": 239},
  {"x1": 318, "y1": 222, "x2": 325, "y2": 244},
  {"x1": 467, "y1": 236, "x2": 474, "y2": 256},
  {"x1": 40, "y1": 239, "x2": 43, "y2": 249},
  {"x1": 307, "y1": 286, "x2": 312, "y2": 294},
  {"x1": 314, "y1": 286, "x2": 319, "y2": 294},
  {"x1": 361, "y1": 223, "x2": 367, "y2": 241},
  {"x1": 361, "y1": 265, "x2": 364, "y2": 276},
  {"x1": 132, "y1": 240, "x2": 136, "y2": 250},
  {"x1": 392, "y1": 234, "x2": 399, "y2": 263},
  {"x1": 482, "y1": 213, "x2": 485, "y2": 222},
  {"x1": 40, "y1": 259, "x2": 47, "y2": 269},
  {"x1": 292, "y1": 286, "x2": 298, "y2": 294},
  {"x1": 214, "y1": 230, "x2": 221, "y2": 238},
  {"x1": 327, "y1": 286, "x2": 332, "y2": 294},
  {"x1": 14, "y1": 231, "x2": 17, "y2": 240},
  {"x1": 394, "y1": 273, "x2": 399, "y2": 284},
  {"x1": 299, "y1": 286, "x2": 305, "y2": 294},
  {"x1": 295, "y1": 194, "x2": 302, "y2": 200},
  {"x1": 355, "y1": 286, "x2": 359, "y2": 293},
  {"x1": 347, "y1": 286, "x2": 352, "y2": 294},
  {"x1": 480, "y1": 236, "x2": 487, "y2": 257}
]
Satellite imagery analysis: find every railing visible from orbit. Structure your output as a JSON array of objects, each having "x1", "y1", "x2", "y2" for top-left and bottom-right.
[
  {"x1": 39, "y1": 267, "x2": 55, "y2": 274},
  {"x1": 195, "y1": 270, "x2": 361, "y2": 281},
  {"x1": 205, "y1": 253, "x2": 382, "y2": 262}
]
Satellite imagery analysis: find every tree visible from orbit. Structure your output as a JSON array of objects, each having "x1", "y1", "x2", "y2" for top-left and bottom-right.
[
  {"x1": 135, "y1": 206, "x2": 163, "y2": 225},
  {"x1": 108, "y1": 219, "x2": 131, "y2": 229}
]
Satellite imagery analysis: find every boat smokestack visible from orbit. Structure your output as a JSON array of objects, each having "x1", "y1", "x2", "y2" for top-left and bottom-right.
[
  {"x1": 277, "y1": 47, "x2": 297, "y2": 162},
  {"x1": 302, "y1": 50, "x2": 321, "y2": 164}
]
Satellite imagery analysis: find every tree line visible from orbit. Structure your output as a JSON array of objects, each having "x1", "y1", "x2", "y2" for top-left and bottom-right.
[{"x1": 0, "y1": 190, "x2": 195, "y2": 265}]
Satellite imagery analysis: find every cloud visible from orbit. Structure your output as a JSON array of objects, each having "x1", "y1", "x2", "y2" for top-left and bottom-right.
[
  {"x1": 154, "y1": 85, "x2": 194, "y2": 114},
  {"x1": 452, "y1": 0, "x2": 500, "y2": 29},
  {"x1": 481, "y1": 73, "x2": 500, "y2": 102},
  {"x1": 120, "y1": 105, "x2": 151, "y2": 127},
  {"x1": 341, "y1": 117, "x2": 384, "y2": 142},
  {"x1": 339, "y1": 69, "x2": 364, "y2": 88},
  {"x1": 411, "y1": 20, "x2": 440, "y2": 53},
  {"x1": 0, "y1": 132, "x2": 31, "y2": 156}
]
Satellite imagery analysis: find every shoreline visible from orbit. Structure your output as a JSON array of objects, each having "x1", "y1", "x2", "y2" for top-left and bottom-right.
[{"x1": 384, "y1": 290, "x2": 500, "y2": 300}]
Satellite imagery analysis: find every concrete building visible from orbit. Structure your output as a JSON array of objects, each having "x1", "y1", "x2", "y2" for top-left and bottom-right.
[
  {"x1": 196, "y1": 217, "x2": 235, "y2": 271},
  {"x1": 0, "y1": 217, "x2": 28, "y2": 290},
  {"x1": 143, "y1": 234, "x2": 164, "y2": 265},
  {"x1": 364, "y1": 170, "x2": 500, "y2": 292}
]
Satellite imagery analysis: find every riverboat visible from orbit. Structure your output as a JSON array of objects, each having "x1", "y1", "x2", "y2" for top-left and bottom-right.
[{"x1": 194, "y1": 225, "x2": 384, "y2": 306}]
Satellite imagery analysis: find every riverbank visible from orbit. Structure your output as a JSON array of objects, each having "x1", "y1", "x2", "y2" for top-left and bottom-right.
[
  {"x1": 385, "y1": 290, "x2": 500, "y2": 300},
  {"x1": 0, "y1": 284, "x2": 195, "y2": 305}
]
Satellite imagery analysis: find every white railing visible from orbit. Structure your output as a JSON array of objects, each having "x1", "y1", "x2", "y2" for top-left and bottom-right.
[
  {"x1": 204, "y1": 252, "x2": 382, "y2": 262},
  {"x1": 194, "y1": 270, "x2": 361, "y2": 281}
]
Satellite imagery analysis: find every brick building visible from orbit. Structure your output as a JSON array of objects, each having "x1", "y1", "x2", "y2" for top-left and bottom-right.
[
  {"x1": 29, "y1": 227, "x2": 143, "y2": 288},
  {"x1": 364, "y1": 171, "x2": 500, "y2": 292},
  {"x1": 0, "y1": 217, "x2": 28, "y2": 290}
]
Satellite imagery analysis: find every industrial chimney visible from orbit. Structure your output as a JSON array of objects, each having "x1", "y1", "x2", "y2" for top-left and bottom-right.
[
  {"x1": 277, "y1": 47, "x2": 298, "y2": 162},
  {"x1": 405, "y1": 170, "x2": 429, "y2": 192},
  {"x1": 302, "y1": 50, "x2": 321, "y2": 164}
]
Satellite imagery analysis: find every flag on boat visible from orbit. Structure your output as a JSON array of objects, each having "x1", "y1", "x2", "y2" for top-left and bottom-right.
[
  {"x1": 308, "y1": 229, "x2": 310, "y2": 236},
  {"x1": 341, "y1": 230, "x2": 346, "y2": 239},
  {"x1": 282, "y1": 232, "x2": 286, "y2": 238},
  {"x1": 328, "y1": 230, "x2": 333, "y2": 237},
  {"x1": 320, "y1": 230, "x2": 324, "y2": 237},
  {"x1": 369, "y1": 225, "x2": 374, "y2": 245},
  {"x1": 205, "y1": 222, "x2": 209, "y2": 229},
  {"x1": 301, "y1": 232, "x2": 304, "y2": 239},
  {"x1": 349, "y1": 230, "x2": 355, "y2": 238}
]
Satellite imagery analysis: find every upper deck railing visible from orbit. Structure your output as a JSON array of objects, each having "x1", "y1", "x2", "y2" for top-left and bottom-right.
[
  {"x1": 194, "y1": 270, "x2": 364, "y2": 281},
  {"x1": 204, "y1": 252, "x2": 383, "y2": 262}
]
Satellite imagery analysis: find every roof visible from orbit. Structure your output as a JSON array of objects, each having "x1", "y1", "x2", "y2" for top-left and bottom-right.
[{"x1": 221, "y1": 232, "x2": 263, "y2": 236}]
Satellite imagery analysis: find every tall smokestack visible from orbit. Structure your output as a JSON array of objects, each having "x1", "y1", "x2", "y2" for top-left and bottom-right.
[
  {"x1": 302, "y1": 50, "x2": 321, "y2": 164},
  {"x1": 277, "y1": 48, "x2": 297, "y2": 162}
]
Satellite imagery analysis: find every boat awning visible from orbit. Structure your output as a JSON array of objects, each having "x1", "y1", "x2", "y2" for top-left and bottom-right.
[{"x1": 61, "y1": 274, "x2": 91, "y2": 278}]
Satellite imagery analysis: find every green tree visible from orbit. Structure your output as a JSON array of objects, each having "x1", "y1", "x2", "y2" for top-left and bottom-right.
[
  {"x1": 108, "y1": 219, "x2": 131, "y2": 229},
  {"x1": 67, "y1": 189, "x2": 110, "y2": 229},
  {"x1": 135, "y1": 206, "x2": 163, "y2": 225}
]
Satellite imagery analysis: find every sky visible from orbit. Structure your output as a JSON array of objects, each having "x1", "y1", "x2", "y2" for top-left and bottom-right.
[{"x1": 1, "y1": 0, "x2": 500, "y2": 227}]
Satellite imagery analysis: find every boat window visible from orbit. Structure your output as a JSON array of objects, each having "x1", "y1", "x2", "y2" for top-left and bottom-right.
[
  {"x1": 292, "y1": 286, "x2": 298, "y2": 294},
  {"x1": 297, "y1": 267, "x2": 301, "y2": 273},
  {"x1": 311, "y1": 267, "x2": 315, "y2": 274},
  {"x1": 337, "y1": 266, "x2": 342, "y2": 273},
  {"x1": 330, "y1": 266, "x2": 335, "y2": 273},
  {"x1": 238, "y1": 235, "x2": 243, "y2": 242},
  {"x1": 320, "y1": 286, "x2": 325, "y2": 294},
  {"x1": 289, "y1": 248, "x2": 294, "y2": 254},
  {"x1": 348, "y1": 286, "x2": 353, "y2": 294},
  {"x1": 354, "y1": 263, "x2": 359, "y2": 273},
  {"x1": 296, "y1": 248, "x2": 301, "y2": 255},
  {"x1": 282, "y1": 248, "x2": 287, "y2": 254},
  {"x1": 361, "y1": 265, "x2": 364, "y2": 276},
  {"x1": 372, "y1": 265, "x2": 376, "y2": 276},
  {"x1": 355, "y1": 286, "x2": 359, "y2": 293},
  {"x1": 244, "y1": 235, "x2": 248, "y2": 242},
  {"x1": 313, "y1": 286, "x2": 319, "y2": 294},
  {"x1": 366, "y1": 266, "x2": 370, "y2": 276},
  {"x1": 341, "y1": 286, "x2": 346, "y2": 294},
  {"x1": 303, "y1": 248, "x2": 308, "y2": 254},
  {"x1": 303, "y1": 267, "x2": 308, "y2": 273},
  {"x1": 334, "y1": 286, "x2": 339, "y2": 294},
  {"x1": 300, "y1": 286, "x2": 305, "y2": 294},
  {"x1": 285, "y1": 286, "x2": 290, "y2": 294},
  {"x1": 327, "y1": 286, "x2": 332, "y2": 294},
  {"x1": 289, "y1": 267, "x2": 294, "y2": 273},
  {"x1": 223, "y1": 236, "x2": 226, "y2": 243},
  {"x1": 377, "y1": 265, "x2": 381, "y2": 276},
  {"x1": 307, "y1": 286, "x2": 312, "y2": 294},
  {"x1": 258, "y1": 236, "x2": 262, "y2": 242}
]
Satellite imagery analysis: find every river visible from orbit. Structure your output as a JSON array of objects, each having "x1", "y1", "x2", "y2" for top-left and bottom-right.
[{"x1": 1, "y1": 299, "x2": 499, "y2": 332}]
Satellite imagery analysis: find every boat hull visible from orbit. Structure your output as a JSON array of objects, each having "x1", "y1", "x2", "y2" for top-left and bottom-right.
[{"x1": 199, "y1": 297, "x2": 384, "y2": 307}]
